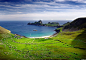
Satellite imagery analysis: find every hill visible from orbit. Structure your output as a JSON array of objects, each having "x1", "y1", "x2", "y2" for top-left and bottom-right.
[
  {"x1": 0, "y1": 26, "x2": 13, "y2": 40},
  {"x1": 62, "y1": 17, "x2": 86, "y2": 31}
]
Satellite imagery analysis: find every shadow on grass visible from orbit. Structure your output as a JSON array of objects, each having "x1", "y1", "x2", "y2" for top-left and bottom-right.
[
  {"x1": 71, "y1": 29, "x2": 86, "y2": 48},
  {"x1": 70, "y1": 29, "x2": 86, "y2": 59},
  {"x1": 35, "y1": 38, "x2": 53, "y2": 42}
]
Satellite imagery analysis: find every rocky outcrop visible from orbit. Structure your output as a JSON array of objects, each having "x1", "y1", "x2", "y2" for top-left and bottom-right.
[
  {"x1": 15, "y1": 34, "x2": 27, "y2": 38},
  {"x1": 28, "y1": 20, "x2": 43, "y2": 26},
  {"x1": 54, "y1": 29, "x2": 60, "y2": 33}
]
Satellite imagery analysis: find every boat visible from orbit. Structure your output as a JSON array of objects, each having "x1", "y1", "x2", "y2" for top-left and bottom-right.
[{"x1": 33, "y1": 29, "x2": 37, "y2": 31}]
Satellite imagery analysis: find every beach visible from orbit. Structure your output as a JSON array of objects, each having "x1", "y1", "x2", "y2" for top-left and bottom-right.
[
  {"x1": 29, "y1": 36, "x2": 51, "y2": 38},
  {"x1": 15, "y1": 32, "x2": 58, "y2": 39},
  {"x1": 29, "y1": 32, "x2": 58, "y2": 38}
]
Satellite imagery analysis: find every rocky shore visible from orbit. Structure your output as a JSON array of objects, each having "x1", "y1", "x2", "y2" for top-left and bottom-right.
[
  {"x1": 14, "y1": 34, "x2": 27, "y2": 38},
  {"x1": 50, "y1": 32, "x2": 58, "y2": 37}
]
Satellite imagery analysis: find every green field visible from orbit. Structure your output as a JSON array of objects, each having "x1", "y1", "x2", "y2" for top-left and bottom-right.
[{"x1": 0, "y1": 27, "x2": 86, "y2": 60}]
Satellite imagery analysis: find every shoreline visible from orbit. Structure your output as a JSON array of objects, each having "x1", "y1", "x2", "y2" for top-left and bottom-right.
[
  {"x1": 15, "y1": 32, "x2": 58, "y2": 39},
  {"x1": 29, "y1": 32, "x2": 58, "y2": 38},
  {"x1": 50, "y1": 32, "x2": 58, "y2": 37},
  {"x1": 29, "y1": 36, "x2": 51, "y2": 38}
]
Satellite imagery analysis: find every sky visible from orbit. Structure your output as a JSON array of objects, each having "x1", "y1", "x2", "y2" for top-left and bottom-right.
[{"x1": 0, "y1": 0, "x2": 86, "y2": 21}]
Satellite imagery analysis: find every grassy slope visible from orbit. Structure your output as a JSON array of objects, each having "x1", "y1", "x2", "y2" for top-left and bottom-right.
[
  {"x1": 45, "y1": 23, "x2": 59, "y2": 27},
  {"x1": 62, "y1": 18, "x2": 86, "y2": 31},
  {"x1": 0, "y1": 27, "x2": 86, "y2": 60},
  {"x1": 0, "y1": 26, "x2": 11, "y2": 34}
]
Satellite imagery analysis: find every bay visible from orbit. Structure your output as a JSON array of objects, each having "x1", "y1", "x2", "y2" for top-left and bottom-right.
[{"x1": 0, "y1": 20, "x2": 71, "y2": 38}]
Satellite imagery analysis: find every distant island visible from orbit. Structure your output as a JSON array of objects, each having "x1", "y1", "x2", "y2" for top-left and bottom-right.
[{"x1": 27, "y1": 20, "x2": 61, "y2": 27}]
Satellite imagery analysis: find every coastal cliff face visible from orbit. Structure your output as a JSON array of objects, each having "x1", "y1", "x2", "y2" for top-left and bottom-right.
[{"x1": 62, "y1": 17, "x2": 86, "y2": 31}]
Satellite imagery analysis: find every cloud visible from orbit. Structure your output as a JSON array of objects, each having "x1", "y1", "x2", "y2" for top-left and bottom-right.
[
  {"x1": 54, "y1": 0, "x2": 66, "y2": 1},
  {"x1": 0, "y1": 0, "x2": 86, "y2": 21},
  {"x1": 69, "y1": 0, "x2": 86, "y2": 3},
  {"x1": 0, "y1": 1, "x2": 86, "y2": 12},
  {"x1": 55, "y1": 0, "x2": 86, "y2": 3},
  {"x1": 0, "y1": 9, "x2": 86, "y2": 21},
  {"x1": 25, "y1": 0, "x2": 32, "y2": 2}
]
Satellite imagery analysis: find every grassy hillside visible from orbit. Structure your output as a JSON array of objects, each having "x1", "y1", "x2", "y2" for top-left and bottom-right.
[
  {"x1": 0, "y1": 26, "x2": 11, "y2": 34},
  {"x1": 62, "y1": 17, "x2": 86, "y2": 31},
  {"x1": 0, "y1": 18, "x2": 86, "y2": 60},
  {"x1": 0, "y1": 26, "x2": 14, "y2": 40},
  {"x1": 61, "y1": 22, "x2": 70, "y2": 27}
]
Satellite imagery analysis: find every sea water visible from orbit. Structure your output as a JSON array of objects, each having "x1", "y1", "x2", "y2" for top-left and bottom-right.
[{"x1": 0, "y1": 20, "x2": 71, "y2": 38}]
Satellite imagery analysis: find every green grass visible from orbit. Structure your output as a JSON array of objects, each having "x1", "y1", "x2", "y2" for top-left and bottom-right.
[
  {"x1": 0, "y1": 28, "x2": 86, "y2": 60},
  {"x1": 45, "y1": 24, "x2": 59, "y2": 26},
  {"x1": 0, "y1": 26, "x2": 11, "y2": 34}
]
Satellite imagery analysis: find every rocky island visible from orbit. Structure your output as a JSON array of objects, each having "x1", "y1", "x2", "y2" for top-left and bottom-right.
[{"x1": 27, "y1": 20, "x2": 60, "y2": 27}]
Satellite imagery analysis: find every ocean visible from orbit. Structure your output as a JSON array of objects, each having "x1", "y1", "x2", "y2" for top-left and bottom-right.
[{"x1": 0, "y1": 20, "x2": 71, "y2": 38}]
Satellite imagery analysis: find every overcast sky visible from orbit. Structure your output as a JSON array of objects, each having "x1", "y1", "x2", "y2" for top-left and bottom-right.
[{"x1": 0, "y1": 0, "x2": 86, "y2": 21}]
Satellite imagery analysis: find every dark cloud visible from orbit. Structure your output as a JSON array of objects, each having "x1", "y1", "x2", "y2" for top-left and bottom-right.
[
  {"x1": 65, "y1": 1, "x2": 86, "y2": 5},
  {"x1": 0, "y1": 0, "x2": 23, "y2": 2}
]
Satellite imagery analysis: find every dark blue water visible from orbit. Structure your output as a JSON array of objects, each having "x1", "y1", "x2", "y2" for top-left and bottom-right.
[{"x1": 0, "y1": 20, "x2": 71, "y2": 38}]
